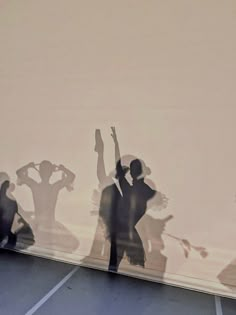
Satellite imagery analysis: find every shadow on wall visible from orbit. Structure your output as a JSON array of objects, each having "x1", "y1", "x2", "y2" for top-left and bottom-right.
[
  {"x1": 82, "y1": 128, "x2": 208, "y2": 278},
  {"x1": 218, "y1": 259, "x2": 236, "y2": 292},
  {"x1": 16, "y1": 161, "x2": 79, "y2": 253},
  {"x1": 0, "y1": 172, "x2": 35, "y2": 250}
]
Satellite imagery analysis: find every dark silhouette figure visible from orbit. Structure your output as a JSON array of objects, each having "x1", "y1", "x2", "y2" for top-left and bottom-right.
[
  {"x1": 98, "y1": 164, "x2": 129, "y2": 271},
  {"x1": 82, "y1": 127, "x2": 168, "y2": 273},
  {"x1": 100, "y1": 158, "x2": 157, "y2": 271},
  {"x1": 16, "y1": 161, "x2": 79, "y2": 252},
  {"x1": 98, "y1": 127, "x2": 167, "y2": 272},
  {"x1": 81, "y1": 130, "x2": 117, "y2": 267},
  {"x1": 0, "y1": 181, "x2": 18, "y2": 247},
  {"x1": 0, "y1": 175, "x2": 35, "y2": 249}
]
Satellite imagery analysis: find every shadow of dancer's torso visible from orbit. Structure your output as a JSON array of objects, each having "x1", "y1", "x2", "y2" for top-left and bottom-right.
[
  {"x1": 16, "y1": 161, "x2": 75, "y2": 228},
  {"x1": 128, "y1": 178, "x2": 156, "y2": 225},
  {"x1": 28, "y1": 181, "x2": 64, "y2": 226},
  {"x1": 16, "y1": 161, "x2": 79, "y2": 252}
]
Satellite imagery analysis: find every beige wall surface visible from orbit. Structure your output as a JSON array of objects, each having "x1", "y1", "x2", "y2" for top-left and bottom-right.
[{"x1": 0, "y1": 0, "x2": 236, "y2": 297}]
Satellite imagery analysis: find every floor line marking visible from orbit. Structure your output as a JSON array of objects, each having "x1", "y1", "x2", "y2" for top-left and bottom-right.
[
  {"x1": 25, "y1": 266, "x2": 79, "y2": 315},
  {"x1": 215, "y1": 296, "x2": 223, "y2": 315}
]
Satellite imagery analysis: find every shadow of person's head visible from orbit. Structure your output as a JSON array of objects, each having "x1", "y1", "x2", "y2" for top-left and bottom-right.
[
  {"x1": 112, "y1": 155, "x2": 151, "y2": 183},
  {"x1": 130, "y1": 159, "x2": 145, "y2": 180},
  {"x1": 0, "y1": 172, "x2": 10, "y2": 189},
  {"x1": 132, "y1": 159, "x2": 151, "y2": 178},
  {"x1": 0, "y1": 180, "x2": 10, "y2": 195},
  {"x1": 39, "y1": 160, "x2": 55, "y2": 182},
  {"x1": 0, "y1": 173, "x2": 16, "y2": 195}
]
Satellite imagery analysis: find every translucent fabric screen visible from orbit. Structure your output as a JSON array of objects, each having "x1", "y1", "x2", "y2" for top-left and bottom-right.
[{"x1": 0, "y1": 0, "x2": 236, "y2": 298}]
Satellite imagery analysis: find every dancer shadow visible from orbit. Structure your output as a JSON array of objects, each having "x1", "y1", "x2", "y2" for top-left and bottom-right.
[
  {"x1": 218, "y1": 259, "x2": 236, "y2": 292},
  {"x1": 82, "y1": 128, "x2": 168, "y2": 273},
  {"x1": 137, "y1": 211, "x2": 208, "y2": 281},
  {"x1": 101, "y1": 157, "x2": 163, "y2": 272},
  {"x1": 136, "y1": 214, "x2": 173, "y2": 280},
  {"x1": 83, "y1": 127, "x2": 208, "y2": 278},
  {"x1": 0, "y1": 172, "x2": 34, "y2": 250},
  {"x1": 16, "y1": 161, "x2": 79, "y2": 252}
]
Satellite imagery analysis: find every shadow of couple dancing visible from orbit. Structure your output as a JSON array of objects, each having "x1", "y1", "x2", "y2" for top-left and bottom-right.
[
  {"x1": 83, "y1": 127, "x2": 208, "y2": 277},
  {"x1": 83, "y1": 127, "x2": 169, "y2": 274}
]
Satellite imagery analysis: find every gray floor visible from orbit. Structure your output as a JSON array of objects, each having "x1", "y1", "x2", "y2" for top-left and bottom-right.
[{"x1": 0, "y1": 250, "x2": 235, "y2": 315}]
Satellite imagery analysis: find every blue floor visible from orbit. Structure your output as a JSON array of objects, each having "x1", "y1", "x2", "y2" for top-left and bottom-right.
[{"x1": 0, "y1": 249, "x2": 235, "y2": 315}]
